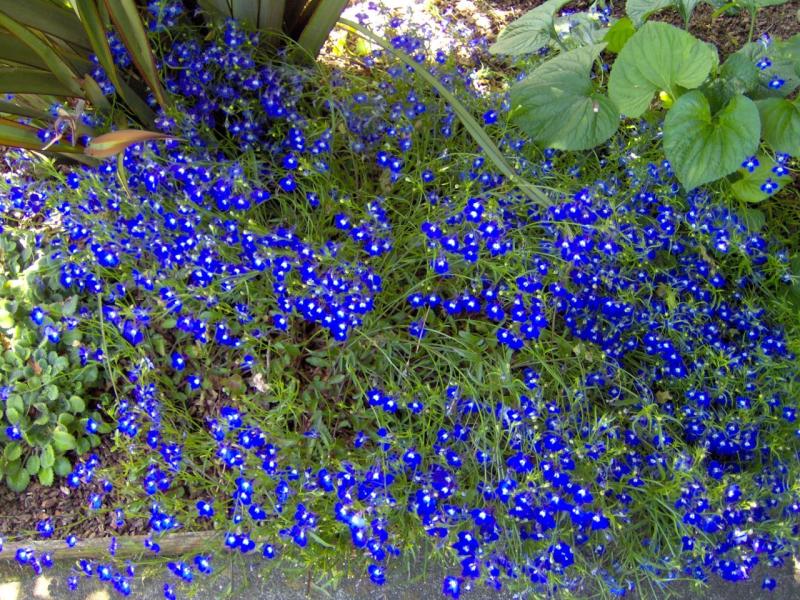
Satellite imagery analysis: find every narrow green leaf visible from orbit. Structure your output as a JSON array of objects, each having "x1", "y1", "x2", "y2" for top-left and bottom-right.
[
  {"x1": 625, "y1": 0, "x2": 700, "y2": 26},
  {"x1": 74, "y1": 0, "x2": 121, "y2": 91},
  {"x1": 608, "y1": 21, "x2": 717, "y2": 117},
  {"x1": 0, "y1": 99, "x2": 52, "y2": 120},
  {"x1": 603, "y1": 17, "x2": 635, "y2": 54},
  {"x1": 295, "y1": 0, "x2": 348, "y2": 59},
  {"x1": 85, "y1": 128, "x2": 178, "y2": 158},
  {"x1": 731, "y1": 153, "x2": 791, "y2": 203},
  {"x1": 663, "y1": 91, "x2": 760, "y2": 190},
  {"x1": 0, "y1": 116, "x2": 82, "y2": 152},
  {"x1": 0, "y1": 11, "x2": 83, "y2": 97},
  {"x1": 258, "y1": 0, "x2": 284, "y2": 30},
  {"x1": 0, "y1": 30, "x2": 48, "y2": 69},
  {"x1": 489, "y1": 0, "x2": 570, "y2": 56},
  {"x1": 0, "y1": 0, "x2": 89, "y2": 49},
  {"x1": 339, "y1": 18, "x2": 553, "y2": 208},
  {"x1": 232, "y1": 0, "x2": 259, "y2": 25},
  {"x1": 756, "y1": 97, "x2": 800, "y2": 156},
  {"x1": 103, "y1": 0, "x2": 169, "y2": 110},
  {"x1": 0, "y1": 67, "x2": 78, "y2": 96},
  {"x1": 510, "y1": 44, "x2": 619, "y2": 151}
]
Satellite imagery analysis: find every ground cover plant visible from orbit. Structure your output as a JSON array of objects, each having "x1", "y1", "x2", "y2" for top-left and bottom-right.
[{"x1": 0, "y1": 0, "x2": 799, "y2": 598}]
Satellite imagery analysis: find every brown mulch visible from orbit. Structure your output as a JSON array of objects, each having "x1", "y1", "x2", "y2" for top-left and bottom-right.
[{"x1": 0, "y1": 442, "x2": 149, "y2": 542}]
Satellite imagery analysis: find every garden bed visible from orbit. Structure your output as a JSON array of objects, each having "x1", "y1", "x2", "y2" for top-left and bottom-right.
[{"x1": 0, "y1": 0, "x2": 798, "y2": 599}]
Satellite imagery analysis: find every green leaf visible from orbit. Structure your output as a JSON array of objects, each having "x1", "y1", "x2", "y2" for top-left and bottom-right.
[
  {"x1": 0, "y1": 0, "x2": 89, "y2": 49},
  {"x1": 103, "y1": 0, "x2": 169, "y2": 110},
  {"x1": 663, "y1": 91, "x2": 760, "y2": 190},
  {"x1": 608, "y1": 22, "x2": 717, "y2": 117},
  {"x1": 0, "y1": 11, "x2": 84, "y2": 97},
  {"x1": 52, "y1": 428, "x2": 77, "y2": 452},
  {"x1": 40, "y1": 443, "x2": 55, "y2": 469},
  {"x1": 756, "y1": 97, "x2": 800, "y2": 156},
  {"x1": 53, "y1": 455, "x2": 71, "y2": 476},
  {"x1": 719, "y1": 51, "x2": 760, "y2": 95},
  {"x1": 510, "y1": 44, "x2": 619, "y2": 151},
  {"x1": 603, "y1": 17, "x2": 635, "y2": 54},
  {"x1": 731, "y1": 153, "x2": 791, "y2": 203},
  {"x1": 295, "y1": 0, "x2": 348, "y2": 59},
  {"x1": 68, "y1": 395, "x2": 86, "y2": 413},
  {"x1": 0, "y1": 115, "x2": 82, "y2": 152},
  {"x1": 4, "y1": 442, "x2": 22, "y2": 461},
  {"x1": 0, "y1": 30, "x2": 48, "y2": 69},
  {"x1": 38, "y1": 466, "x2": 53, "y2": 486},
  {"x1": 7, "y1": 467, "x2": 30, "y2": 492},
  {"x1": 45, "y1": 384, "x2": 59, "y2": 402},
  {"x1": 489, "y1": 0, "x2": 571, "y2": 56},
  {"x1": 74, "y1": 0, "x2": 122, "y2": 92},
  {"x1": 25, "y1": 453, "x2": 40, "y2": 475},
  {"x1": 625, "y1": 0, "x2": 701, "y2": 26},
  {"x1": 6, "y1": 393, "x2": 23, "y2": 415},
  {"x1": 737, "y1": 207, "x2": 765, "y2": 231}
]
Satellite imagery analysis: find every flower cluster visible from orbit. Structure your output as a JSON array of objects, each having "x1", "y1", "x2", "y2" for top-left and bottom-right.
[{"x1": 0, "y1": 2, "x2": 798, "y2": 599}]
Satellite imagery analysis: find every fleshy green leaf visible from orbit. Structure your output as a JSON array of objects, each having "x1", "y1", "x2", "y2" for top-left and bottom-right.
[
  {"x1": 489, "y1": 0, "x2": 571, "y2": 56},
  {"x1": 52, "y1": 428, "x2": 77, "y2": 452},
  {"x1": 68, "y1": 395, "x2": 86, "y2": 413},
  {"x1": 663, "y1": 91, "x2": 760, "y2": 190},
  {"x1": 4, "y1": 442, "x2": 22, "y2": 462},
  {"x1": 510, "y1": 44, "x2": 619, "y2": 151},
  {"x1": 756, "y1": 97, "x2": 800, "y2": 156},
  {"x1": 40, "y1": 443, "x2": 55, "y2": 469},
  {"x1": 603, "y1": 17, "x2": 635, "y2": 54},
  {"x1": 7, "y1": 467, "x2": 30, "y2": 492},
  {"x1": 731, "y1": 153, "x2": 791, "y2": 203},
  {"x1": 54, "y1": 455, "x2": 71, "y2": 476},
  {"x1": 38, "y1": 466, "x2": 53, "y2": 487},
  {"x1": 25, "y1": 454, "x2": 40, "y2": 475},
  {"x1": 608, "y1": 22, "x2": 717, "y2": 117}
]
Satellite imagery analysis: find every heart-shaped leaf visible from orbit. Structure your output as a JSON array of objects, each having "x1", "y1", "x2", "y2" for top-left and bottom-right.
[
  {"x1": 609, "y1": 22, "x2": 717, "y2": 117},
  {"x1": 756, "y1": 97, "x2": 800, "y2": 156},
  {"x1": 510, "y1": 44, "x2": 619, "y2": 151},
  {"x1": 489, "y1": 0, "x2": 571, "y2": 56},
  {"x1": 85, "y1": 129, "x2": 178, "y2": 158},
  {"x1": 731, "y1": 153, "x2": 792, "y2": 203},
  {"x1": 663, "y1": 91, "x2": 760, "y2": 190},
  {"x1": 603, "y1": 17, "x2": 635, "y2": 54}
]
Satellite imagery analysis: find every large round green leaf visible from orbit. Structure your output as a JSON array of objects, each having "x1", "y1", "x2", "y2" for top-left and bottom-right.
[
  {"x1": 489, "y1": 0, "x2": 570, "y2": 56},
  {"x1": 663, "y1": 91, "x2": 761, "y2": 190},
  {"x1": 608, "y1": 21, "x2": 717, "y2": 117},
  {"x1": 510, "y1": 44, "x2": 619, "y2": 151},
  {"x1": 756, "y1": 97, "x2": 800, "y2": 156}
]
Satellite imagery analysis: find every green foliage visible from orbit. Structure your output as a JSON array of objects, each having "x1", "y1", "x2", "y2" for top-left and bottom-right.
[
  {"x1": 0, "y1": 234, "x2": 106, "y2": 491},
  {"x1": 663, "y1": 91, "x2": 760, "y2": 190},
  {"x1": 608, "y1": 22, "x2": 717, "y2": 118},
  {"x1": 626, "y1": 0, "x2": 703, "y2": 26},
  {"x1": 731, "y1": 152, "x2": 792, "y2": 202},
  {"x1": 493, "y1": 2, "x2": 799, "y2": 191},
  {"x1": 509, "y1": 44, "x2": 619, "y2": 151},
  {"x1": 757, "y1": 97, "x2": 800, "y2": 156},
  {"x1": 488, "y1": 0, "x2": 570, "y2": 56}
]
